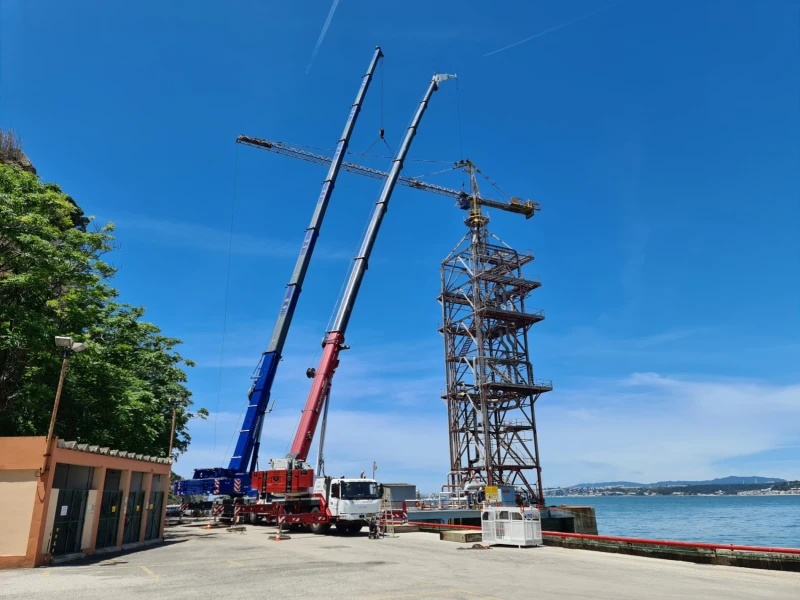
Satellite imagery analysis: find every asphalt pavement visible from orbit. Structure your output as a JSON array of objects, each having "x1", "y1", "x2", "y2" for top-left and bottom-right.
[{"x1": 1, "y1": 523, "x2": 798, "y2": 599}]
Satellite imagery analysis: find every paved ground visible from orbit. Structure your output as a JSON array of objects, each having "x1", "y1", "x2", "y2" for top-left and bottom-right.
[{"x1": 2, "y1": 524, "x2": 799, "y2": 599}]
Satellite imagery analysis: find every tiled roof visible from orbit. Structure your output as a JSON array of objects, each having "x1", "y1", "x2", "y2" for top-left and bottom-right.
[{"x1": 56, "y1": 440, "x2": 172, "y2": 464}]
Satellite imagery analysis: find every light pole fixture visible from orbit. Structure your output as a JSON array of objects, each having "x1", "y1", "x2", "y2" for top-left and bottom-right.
[
  {"x1": 40, "y1": 336, "x2": 88, "y2": 477},
  {"x1": 167, "y1": 397, "x2": 188, "y2": 461}
]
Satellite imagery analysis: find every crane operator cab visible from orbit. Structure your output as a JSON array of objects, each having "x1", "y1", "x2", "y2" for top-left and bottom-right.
[{"x1": 315, "y1": 477, "x2": 381, "y2": 534}]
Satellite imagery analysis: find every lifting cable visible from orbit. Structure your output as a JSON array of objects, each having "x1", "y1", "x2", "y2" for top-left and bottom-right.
[
  {"x1": 214, "y1": 143, "x2": 240, "y2": 460},
  {"x1": 379, "y1": 55, "x2": 395, "y2": 156},
  {"x1": 380, "y1": 53, "x2": 385, "y2": 141},
  {"x1": 456, "y1": 78, "x2": 466, "y2": 189},
  {"x1": 351, "y1": 55, "x2": 393, "y2": 164}
]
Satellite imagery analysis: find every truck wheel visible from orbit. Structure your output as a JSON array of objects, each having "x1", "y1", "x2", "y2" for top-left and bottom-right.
[
  {"x1": 346, "y1": 523, "x2": 363, "y2": 535},
  {"x1": 309, "y1": 508, "x2": 331, "y2": 535},
  {"x1": 335, "y1": 520, "x2": 352, "y2": 534}
]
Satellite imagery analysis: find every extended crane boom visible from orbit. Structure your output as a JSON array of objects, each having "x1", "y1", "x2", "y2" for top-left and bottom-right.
[
  {"x1": 286, "y1": 73, "x2": 456, "y2": 465},
  {"x1": 236, "y1": 135, "x2": 540, "y2": 218},
  {"x1": 175, "y1": 48, "x2": 383, "y2": 497},
  {"x1": 230, "y1": 47, "x2": 384, "y2": 474}
]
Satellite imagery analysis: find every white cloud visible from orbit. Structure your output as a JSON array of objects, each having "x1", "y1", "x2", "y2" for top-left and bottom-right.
[
  {"x1": 176, "y1": 408, "x2": 450, "y2": 492},
  {"x1": 112, "y1": 214, "x2": 352, "y2": 260},
  {"x1": 538, "y1": 373, "x2": 800, "y2": 486},
  {"x1": 539, "y1": 326, "x2": 702, "y2": 360},
  {"x1": 178, "y1": 330, "x2": 800, "y2": 493}
]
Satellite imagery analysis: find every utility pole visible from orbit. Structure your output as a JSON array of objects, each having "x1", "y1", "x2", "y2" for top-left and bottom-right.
[
  {"x1": 40, "y1": 337, "x2": 87, "y2": 478},
  {"x1": 167, "y1": 397, "x2": 187, "y2": 461}
]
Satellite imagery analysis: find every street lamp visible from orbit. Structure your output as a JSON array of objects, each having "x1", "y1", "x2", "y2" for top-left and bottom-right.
[
  {"x1": 167, "y1": 397, "x2": 188, "y2": 461},
  {"x1": 40, "y1": 336, "x2": 88, "y2": 477}
]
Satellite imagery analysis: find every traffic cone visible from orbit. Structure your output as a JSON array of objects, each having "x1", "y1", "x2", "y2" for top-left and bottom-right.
[{"x1": 272, "y1": 506, "x2": 287, "y2": 541}]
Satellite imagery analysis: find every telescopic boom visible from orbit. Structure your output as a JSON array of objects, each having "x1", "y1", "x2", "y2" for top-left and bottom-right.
[
  {"x1": 227, "y1": 47, "x2": 384, "y2": 474},
  {"x1": 287, "y1": 74, "x2": 457, "y2": 463}
]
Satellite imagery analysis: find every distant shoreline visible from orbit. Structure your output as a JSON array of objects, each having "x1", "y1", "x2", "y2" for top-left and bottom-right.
[{"x1": 546, "y1": 493, "x2": 800, "y2": 498}]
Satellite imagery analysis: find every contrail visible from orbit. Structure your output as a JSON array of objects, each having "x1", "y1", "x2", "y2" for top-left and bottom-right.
[
  {"x1": 306, "y1": 0, "x2": 340, "y2": 75},
  {"x1": 484, "y1": 2, "x2": 619, "y2": 57}
]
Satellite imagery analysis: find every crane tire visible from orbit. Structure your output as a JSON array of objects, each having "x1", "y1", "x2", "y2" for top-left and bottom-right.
[{"x1": 308, "y1": 508, "x2": 331, "y2": 535}]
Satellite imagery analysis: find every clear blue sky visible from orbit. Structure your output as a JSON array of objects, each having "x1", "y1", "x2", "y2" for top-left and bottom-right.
[{"x1": 2, "y1": 0, "x2": 798, "y2": 489}]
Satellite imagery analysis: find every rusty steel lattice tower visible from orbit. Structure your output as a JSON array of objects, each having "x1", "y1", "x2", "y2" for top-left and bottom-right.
[{"x1": 440, "y1": 163, "x2": 552, "y2": 506}]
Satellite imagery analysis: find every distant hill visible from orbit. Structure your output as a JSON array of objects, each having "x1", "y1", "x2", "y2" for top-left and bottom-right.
[
  {"x1": 573, "y1": 481, "x2": 645, "y2": 487},
  {"x1": 572, "y1": 476, "x2": 785, "y2": 488},
  {"x1": 649, "y1": 476, "x2": 785, "y2": 487}
]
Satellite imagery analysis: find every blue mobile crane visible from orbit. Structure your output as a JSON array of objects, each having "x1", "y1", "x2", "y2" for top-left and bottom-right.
[{"x1": 174, "y1": 47, "x2": 384, "y2": 498}]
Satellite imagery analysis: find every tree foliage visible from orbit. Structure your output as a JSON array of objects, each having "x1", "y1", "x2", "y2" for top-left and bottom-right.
[{"x1": 0, "y1": 163, "x2": 204, "y2": 456}]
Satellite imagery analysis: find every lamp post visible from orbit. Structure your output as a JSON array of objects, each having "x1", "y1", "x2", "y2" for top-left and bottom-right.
[
  {"x1": 167, "y1": 397, "x2": 187, "y2": 461},
  {"x1": 40, "y1": 336, "x2": 87, "y2": 477}
]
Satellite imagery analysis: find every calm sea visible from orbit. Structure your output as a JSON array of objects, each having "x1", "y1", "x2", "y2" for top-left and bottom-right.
[{"x1": 548, "y1": 495, "x2": 800, "y2": 548}]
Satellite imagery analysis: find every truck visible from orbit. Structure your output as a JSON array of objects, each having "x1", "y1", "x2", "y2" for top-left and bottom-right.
[{"x1": 232, "y1": 473, "x2": 380, "y2": 534}]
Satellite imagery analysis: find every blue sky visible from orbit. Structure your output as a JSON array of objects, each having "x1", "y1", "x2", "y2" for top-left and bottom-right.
[{"x1": 2, "y1": 0, "x2": 798, "y2": 489}]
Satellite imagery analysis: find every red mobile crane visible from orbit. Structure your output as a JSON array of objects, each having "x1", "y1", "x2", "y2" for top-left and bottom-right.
[{"x1": 240, "y1": 73, "x2": 456, "y2": 533}]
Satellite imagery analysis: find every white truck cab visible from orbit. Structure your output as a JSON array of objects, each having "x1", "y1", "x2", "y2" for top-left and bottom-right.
[{"x1": 313, "y1": 477, "x2": 381, "y2": 533}]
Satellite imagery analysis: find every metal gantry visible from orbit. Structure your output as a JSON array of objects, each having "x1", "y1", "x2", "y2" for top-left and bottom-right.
[{"x1": 440, "y1": 166, "x2": 552, "y2": 506}]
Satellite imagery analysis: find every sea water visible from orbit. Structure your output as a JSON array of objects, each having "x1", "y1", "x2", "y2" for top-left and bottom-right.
[{"x1": 549, "y1": 495, "x2": 800, "y2": 548}]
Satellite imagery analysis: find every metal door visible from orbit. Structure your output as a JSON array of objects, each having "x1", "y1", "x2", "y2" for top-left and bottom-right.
[
  {"x1": 50, "y1": 489, "x2": 88, "y2": 556},
  {"x1": 144, "y1": 491, "x2": 164, "y2": 540},
  {"x1": 122, "y1": 491, "x2": 145, "y2": 544},
  {"x1": 95, "y1": 490, "x2": 123, "y2": 549}
]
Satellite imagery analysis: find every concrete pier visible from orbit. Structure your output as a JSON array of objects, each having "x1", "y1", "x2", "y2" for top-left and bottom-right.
[
  {"x1": 407, "y1": 504, "x2": 599, "y2": 535},
  {"x1": 3, "y1": 524, "x2": 797, "y2": 599}
]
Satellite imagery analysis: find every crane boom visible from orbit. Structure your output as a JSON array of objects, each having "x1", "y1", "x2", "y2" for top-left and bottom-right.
[
  {"x1": 226, "y1": 47, "x2": 384, "y2": 475},
  {"x1": 287, "y1": 73, "x2": 456, "y2": 463},
  {"x1": 236, "y1": 135, "x2": 540, "y2": 218}
]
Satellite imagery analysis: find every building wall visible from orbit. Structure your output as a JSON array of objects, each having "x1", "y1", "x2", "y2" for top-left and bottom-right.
[
  {"x1": 0, "y1": 437, "x2": 171, "y2": 569},
  {"x1": 40, "y1": 492, "x2": 59, "y2": 554},
  {"x1": 383, "y1": 484, "x2": 417, "y2": 503},
  {"x1": 0, "y1": 437, "x2": 47, "y2": 470},
  {"x1": 0, "y1": 470, "x2": 38, "y2": 557},
  {"x1": 81, "y1": 490, "x2": 99, "y2": 551}
]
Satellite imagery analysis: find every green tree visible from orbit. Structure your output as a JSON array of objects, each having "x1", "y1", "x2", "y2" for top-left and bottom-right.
[{"x1": 0, "y1": 161, "x2": 205, "y2": 456}]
